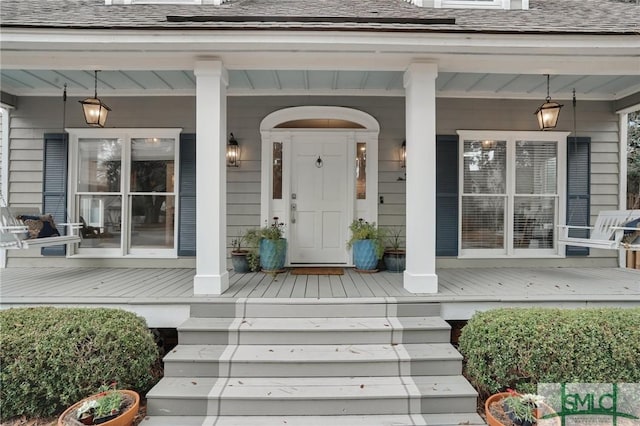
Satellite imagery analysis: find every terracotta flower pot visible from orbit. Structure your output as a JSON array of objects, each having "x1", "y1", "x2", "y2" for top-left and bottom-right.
[
  {"x1": 57, "y1": 390, "x2": 140, "y2": 426},
  {"x1": 485, "y1": 392, "x2": 560, "y2": 426},
  {"x1": 486, "y1": 392, "x2": 512, "y2": 426}
]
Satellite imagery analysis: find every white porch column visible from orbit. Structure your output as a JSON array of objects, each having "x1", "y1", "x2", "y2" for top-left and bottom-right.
[
  {"x1": 403, "y1": 62, "x2": 438, "y2": 293},
  {"x1": 193, "y1": 59, "x2": 229, "y2": 295}
]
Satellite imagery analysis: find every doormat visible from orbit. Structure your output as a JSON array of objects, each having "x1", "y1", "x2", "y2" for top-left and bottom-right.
[{"x1": 291, "y1": 267, "x2": 344, "y2": 275}]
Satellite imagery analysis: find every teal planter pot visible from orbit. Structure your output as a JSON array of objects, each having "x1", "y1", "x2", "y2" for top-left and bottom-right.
[
  {"x1": 352, "y1": 239, "x2": 378, "y2": 271},
  {"x1": 259, "y1": 238, "x2": 287, "y2": 271}
]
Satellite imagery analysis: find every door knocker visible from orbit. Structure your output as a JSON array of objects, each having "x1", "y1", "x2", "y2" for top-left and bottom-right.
[{"x1": 315, "y1": 156, "x2": 323, "y2": 168}]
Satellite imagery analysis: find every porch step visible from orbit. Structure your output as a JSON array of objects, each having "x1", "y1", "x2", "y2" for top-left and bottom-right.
[
  {"x1": 190, "y1": 299, "x2": 442, "y2": 318},
  {"x1": 140, "y1": 413, "x2": 486, "y2": 426},
  {"x1": 146, "y1": 375, "x2": 477, "y2": 416},
  {"x1": 178, "y1": 316, "x2": 451, "y2": 345},
  {"x1": 163, "y1": 343, "x2": 462, "y2": 377},
  {"x1": 146, "y1": 299, "x2": 482, "y2": 423}
]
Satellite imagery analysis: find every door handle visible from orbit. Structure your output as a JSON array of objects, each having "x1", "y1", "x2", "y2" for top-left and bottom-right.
[{"x1": 291, "y1": 203, "x2": 297, "y2": 223}]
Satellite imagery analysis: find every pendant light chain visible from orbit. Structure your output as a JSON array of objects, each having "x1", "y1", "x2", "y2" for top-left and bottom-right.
[{"x1": 94, "y1": 70, "x2": 98, "y2": 98}]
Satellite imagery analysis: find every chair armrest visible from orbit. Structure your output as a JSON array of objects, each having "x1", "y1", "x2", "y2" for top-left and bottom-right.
[
  {"x1": 0, "y1": 225, "x2": 28, "y2": 231},
  {"x1": 557, "y1": 225, "x2": 594, "y2": 230},
  {"x1": 59, "y1": 222, "x2": 83, "y2": 228},
  {"x1": 611, "y1": 226, "x2": 640, "y2": 231}
]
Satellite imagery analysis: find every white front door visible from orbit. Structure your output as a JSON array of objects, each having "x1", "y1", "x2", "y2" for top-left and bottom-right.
[{"x1": 289, "y1": 134, "x2": 349, "y2": 264}]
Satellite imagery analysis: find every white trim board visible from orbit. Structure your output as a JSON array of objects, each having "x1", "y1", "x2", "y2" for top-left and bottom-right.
[{"x1": 259, "y1": 106, "x2": 380, "y2": 266}]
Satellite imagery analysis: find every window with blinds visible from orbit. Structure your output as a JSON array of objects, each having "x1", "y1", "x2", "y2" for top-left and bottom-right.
[
  {"x1": 461, "y1": 139, "x2": 507, "y2": 251},
  {"x1": 514, "y1": 141, "x2": 557, "y2": 250},
  {"x1": 458, "y1": 131, "x2": 567, "y2": 258}
]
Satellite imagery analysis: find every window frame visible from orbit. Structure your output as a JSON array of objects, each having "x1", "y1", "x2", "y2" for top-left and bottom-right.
[
  {"x1": 431, "y1": 0, "x2": 527, "y2": 9},
  {"x1": 67, "y1": 128, "x2": 182, "y2": 258},
  {"x1": 457, "y1": 130, "x2": 569, "y2": 258}
]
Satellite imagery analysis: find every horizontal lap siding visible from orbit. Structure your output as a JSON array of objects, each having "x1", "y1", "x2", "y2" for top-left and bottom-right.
[
  {"x1": 0, "y1": 111, "x2": 3, "y2": 196},
  {"x1": 6, "y1": 96, "x2": 620, "y2": 266},
  {"x1": 227, "y1": 96, "x2": 408, "y2": 249}
]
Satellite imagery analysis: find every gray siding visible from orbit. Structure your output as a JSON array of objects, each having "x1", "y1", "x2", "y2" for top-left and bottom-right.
[
  {"x1": 0, "y1": 109, "x2": 4, "y2": 196},
  {"x1": 5, "y1": 95, "x2": 620, "y2": 267}
]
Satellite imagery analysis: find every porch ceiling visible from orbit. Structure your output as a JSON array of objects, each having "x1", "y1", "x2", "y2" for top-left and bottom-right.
[{"x1": 2, "y1": 69, "x2": 639, "y2": 101}]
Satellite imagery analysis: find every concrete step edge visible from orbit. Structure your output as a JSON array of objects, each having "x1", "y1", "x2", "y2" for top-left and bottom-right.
[
  {"x1": 140, "y1": 413, "x2": 486, "y2": 426},
  {"x1": 146, "y1": 376, "x2": 477, "y2": 399},
  {"x1": 179, "y1": 316, "x2": 450, "y2": 332},
  {"x1": 163, "y1": 343, "x2": 462, "y2": 363},
  {"x1": 190, "y1": 300, "x2": 442, "y2": 318}
]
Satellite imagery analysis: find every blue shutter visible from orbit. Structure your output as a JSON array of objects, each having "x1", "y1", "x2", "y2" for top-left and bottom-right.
[
  {"x1": 436, "y1": 135, "x2": 459, "y2": 256},
  {"x1": 178, "y1": 133, "x2": 196, "y2": 256},
  {"x1": 566, "y1": 137, "x2": 591, "y2": 256},
  {"x1": 41, "y1": 133, "x2": 68, "y2": 256}
]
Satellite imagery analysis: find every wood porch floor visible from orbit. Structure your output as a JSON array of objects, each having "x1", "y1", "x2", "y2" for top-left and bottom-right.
[{"x1": 1, "y1": 266, "x2": 639, "y2": 325}]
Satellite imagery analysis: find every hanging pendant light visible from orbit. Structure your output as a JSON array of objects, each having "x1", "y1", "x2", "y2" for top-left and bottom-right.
[
  {"x1": 534, "y1": 74, "x2": 563, "y2": 130},
  {"x1": 80, "y1": 70, "x2": 111, "y2": 127}
]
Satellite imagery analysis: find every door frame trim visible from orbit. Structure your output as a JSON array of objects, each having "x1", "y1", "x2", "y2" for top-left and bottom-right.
[{"x1": 259, "y1": 106, "x2": 380, "y2": 266}]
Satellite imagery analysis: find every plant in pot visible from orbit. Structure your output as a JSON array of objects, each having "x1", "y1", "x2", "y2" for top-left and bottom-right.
[
  {"x1": 230, "y1": 235, "x2": 251, "y2": 273},
  {"x1": 383, "y1": 227, "x2": 405, "y2": 273},
  {"x1": 485, "y1": 389, "x2": 557, "y2": 426},
  {"x1": 245, "y1": 217, "x2": 287, "y2": 273},
  {"x1": 57, "y1": 383, "x2": 140, "y2": 426},
  {"x1": 347, "y1": 219, "x2": 384, "y2": 272}
]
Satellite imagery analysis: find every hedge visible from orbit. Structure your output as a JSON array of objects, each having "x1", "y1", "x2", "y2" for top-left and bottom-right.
[
  {"x1": 0, "y1": 307, "x2": 160, "y2": 420},
  {"x1": 458, "y1": 307, "x2": 640, "y2": 397}
]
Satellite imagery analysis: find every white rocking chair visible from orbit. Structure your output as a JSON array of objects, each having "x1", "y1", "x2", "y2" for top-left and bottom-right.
[{"x1": 558, "y1": 210, "x2": 640, "y2": 251}]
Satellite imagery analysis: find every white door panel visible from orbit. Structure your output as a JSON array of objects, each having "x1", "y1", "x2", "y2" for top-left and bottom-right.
[{"x1": 290, "y1": 135, "x2": 349, "y2": 264}]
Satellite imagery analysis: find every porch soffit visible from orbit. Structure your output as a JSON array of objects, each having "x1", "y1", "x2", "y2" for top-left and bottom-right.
[{"x1": 1, "y1": 69, "x2": 639, "y2": 102}]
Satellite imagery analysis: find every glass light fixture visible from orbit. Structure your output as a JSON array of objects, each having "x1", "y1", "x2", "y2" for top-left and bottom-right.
[
  {"x1": 79, "y1": 70, "x2": 111, "y2": 128},
  {"x1": 481, "y1": 140, "x2": 496, "y2": 150},
  {"x1": 534, "y1": 74, "x2": 563, "y2": 130},
  {"x1": 401, "y1": 140, "x2": 406, "y2": 168},
  {"x1": 227, "y1": 133, "x2": 239, "y2": 167}
]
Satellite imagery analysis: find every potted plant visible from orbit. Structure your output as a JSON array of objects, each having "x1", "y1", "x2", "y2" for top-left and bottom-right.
[
  {"x1": 57, "y1": 383, "x2": 140, "y2": 426},
  {"x1": 230, "y1": 235, "x2": 251, "y2": 273},
  {"x1": 485, "y1": 389, "x2": 558, "y2": 426},
  {"x1": 347, "y1": 219, "x2": 384, "y2": 272},
  {"x1": 245, "y1": 217, "x2": 287, "y2": 273},
  {"x1": 383, "y1": 227, "x2": 405, "y2": 273}
]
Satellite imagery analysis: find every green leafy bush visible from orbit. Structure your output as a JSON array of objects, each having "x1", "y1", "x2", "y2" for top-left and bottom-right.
[
  {"x1": 458, "y1": 307, "x2": 640, "y2": 397},
  {"x1": 0, "y1": 307, "x2": 159, "y2": 420}
]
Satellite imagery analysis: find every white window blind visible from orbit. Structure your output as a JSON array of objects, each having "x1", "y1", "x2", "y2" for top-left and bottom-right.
[
  {"x1": 458, "y1": 131, "x2": 568, "y2": 258},
  {"x1": 513, "y1": 141, "x2": 558, "y2": 250},
  {"x1": 461, "y1": 140, "x2": 507, "y2": 250}
]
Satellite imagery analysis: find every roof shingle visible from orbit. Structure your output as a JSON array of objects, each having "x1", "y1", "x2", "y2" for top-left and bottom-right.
[{"x1": 0, "y1": 0, "x2": 638, "y2": 34}]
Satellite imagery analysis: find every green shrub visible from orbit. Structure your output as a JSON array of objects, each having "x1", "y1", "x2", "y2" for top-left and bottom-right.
[
  {"x1": 0, "y1": 307, "x2": 160, "y2": 420},
  {"x1": 458, "y1": 307, "x2": 640, "y2": 397}
]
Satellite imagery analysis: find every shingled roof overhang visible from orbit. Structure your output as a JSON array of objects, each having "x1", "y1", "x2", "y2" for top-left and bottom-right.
[
  {"x1": 2, "y1": 23, "x2": 638, "y2": 36},
  {"x1": 1, "y1": 0, "x2": 638, "y2": 35}
]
